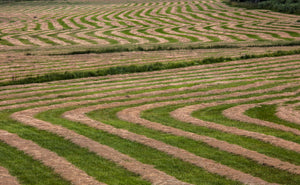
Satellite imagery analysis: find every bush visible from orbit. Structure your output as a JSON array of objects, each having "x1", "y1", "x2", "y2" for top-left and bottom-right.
[{"x1": 228, "y1": 0, "x2": 300, "y2": 15}]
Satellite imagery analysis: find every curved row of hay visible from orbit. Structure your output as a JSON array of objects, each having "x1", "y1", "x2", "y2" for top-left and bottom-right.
[
  {"x1": 0, "y1": 54, "x2": 299, "y2": 184},
  {"x1": 0, "y1": 0, "x2": 299, "y2": 47}
]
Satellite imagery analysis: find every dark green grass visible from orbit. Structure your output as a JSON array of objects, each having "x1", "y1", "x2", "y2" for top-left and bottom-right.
[
  {"x1": 37, "y1": 107, "x2": 241, "y2": 185},
  {"x1": 0, "y1": 110, "x2": 150, "y2": 185}
]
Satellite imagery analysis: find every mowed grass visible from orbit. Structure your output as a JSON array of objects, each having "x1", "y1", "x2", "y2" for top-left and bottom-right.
[
  {"x1": 0, "y1": 0, "x2": 299, "y2": 50},
  {"x1": 0, "y1": 52, "x2": 299, "y2": 184},
  {"x1": 0, "y1": 0, "x2": 299, "y2": 184},
  {"x1": 35, "y1": 107, "x2": 240, "y2": 185},
  {"x1": 0, "y1": 110, "x2": 150, "y2": 185},
  {"x1": 245, "y1": 104, "x2": 300, "y2": 130}
]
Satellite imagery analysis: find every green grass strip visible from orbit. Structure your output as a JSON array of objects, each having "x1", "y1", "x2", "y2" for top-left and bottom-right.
[
  {"x1": 0, "y1": 141, "x2": 71, "y2": 185},
  {"x1": 121, "y1": 30, "x2": 157, "y2": 43},
  {"x1": 194, "y1": 103, "x2": 300, "y2": 144},
  {"x1": 34, "y1": 23, "x2": 41, "y2": 30},
  {"x1": 103, "y1": 30, "x2": 138, "y2": 43},
  {"x1": 48, "y1": 34, "x2": 77, "y2": 45},
  {"x1": 85, "y1": 31, "x2": 118, "y2": 44},
  {"x1": 141, "y1": 101, "x2": 300, "y2": 184},
  {"x1": 188, "y1": 27, "x2": 221, "y2": 42},
  {"x1": 245, "y1": 104, "x2": 300, "y2": 130},
  {"x1": 80, "y1": 15, "x2": 102, "y2": 28},
  {"x1": 47, "y1": 21, "x2": 55, "y2": 30},
  {"x1": 31, "y1": 35, "x2": 59, "y2": 46},
  {"x1": 171, "y1": 27, "x2": 201, "y2": 42},
  {"x1": 0, "y1": 36, "x2": 13, "y2": 46},
  {"x1": 70, "y1": 16, "x2": 86, "y2": 29},
  {"x1": 37, "y1": 107, "x2": 240, "y2": 185},
  {"x1": 0, "y1": 110, "x2": 150, "y2": 185},
  {"x1": 12, "y1": 35, "x2": 36, "y2": 46},
  {"x1": 57, "y1": 16, "x2": 72, "y2": 30},
  {"x1": 154, "y1": 28, "x2": 178, "y2": 42}
]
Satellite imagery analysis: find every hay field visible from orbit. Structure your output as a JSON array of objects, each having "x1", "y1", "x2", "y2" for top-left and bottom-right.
[
  {"x1": 0, "y1": 0, "x2": 299, "y2": 48},
  {"x1": 0, "y1": 0, "x2": 300, "y2": 184}
]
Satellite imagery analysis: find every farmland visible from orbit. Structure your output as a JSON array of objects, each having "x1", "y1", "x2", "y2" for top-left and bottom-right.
[{"x1": 0, "y1": 0, "x2": 300, "y2": 184}]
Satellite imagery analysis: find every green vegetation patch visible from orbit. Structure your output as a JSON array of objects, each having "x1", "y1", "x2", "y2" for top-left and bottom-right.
[{"x1": 0, "y1": 110, "x2": 150, "y2": 185}]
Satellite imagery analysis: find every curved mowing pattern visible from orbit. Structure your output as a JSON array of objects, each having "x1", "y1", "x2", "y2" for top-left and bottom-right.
[
  {"x1": 0, "y1": 0, "x2": 299, "y2": 48},
  {"x1": 0, "y1": 54, "x2": 299, "y2": 184}
]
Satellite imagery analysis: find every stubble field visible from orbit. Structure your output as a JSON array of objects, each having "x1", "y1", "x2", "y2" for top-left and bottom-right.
[{"x1": 0, "y1": 0, "x2": 300, "y2": 184}]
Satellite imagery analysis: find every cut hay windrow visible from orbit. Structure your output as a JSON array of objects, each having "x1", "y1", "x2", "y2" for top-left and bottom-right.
[
  {"x1": 0, "y1": 166, "x2": 19, "y2": 185},
  {"x1": 276, "y1": 103, "x2": 300, "y2": 125},
  {"x1": 223, "y1": 102, "x2": 300, "y2": 135}
]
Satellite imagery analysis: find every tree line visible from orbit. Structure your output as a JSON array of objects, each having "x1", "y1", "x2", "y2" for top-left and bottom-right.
[{"x1": 228, "y1": 0, "x2": 299, "y2": 14}]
